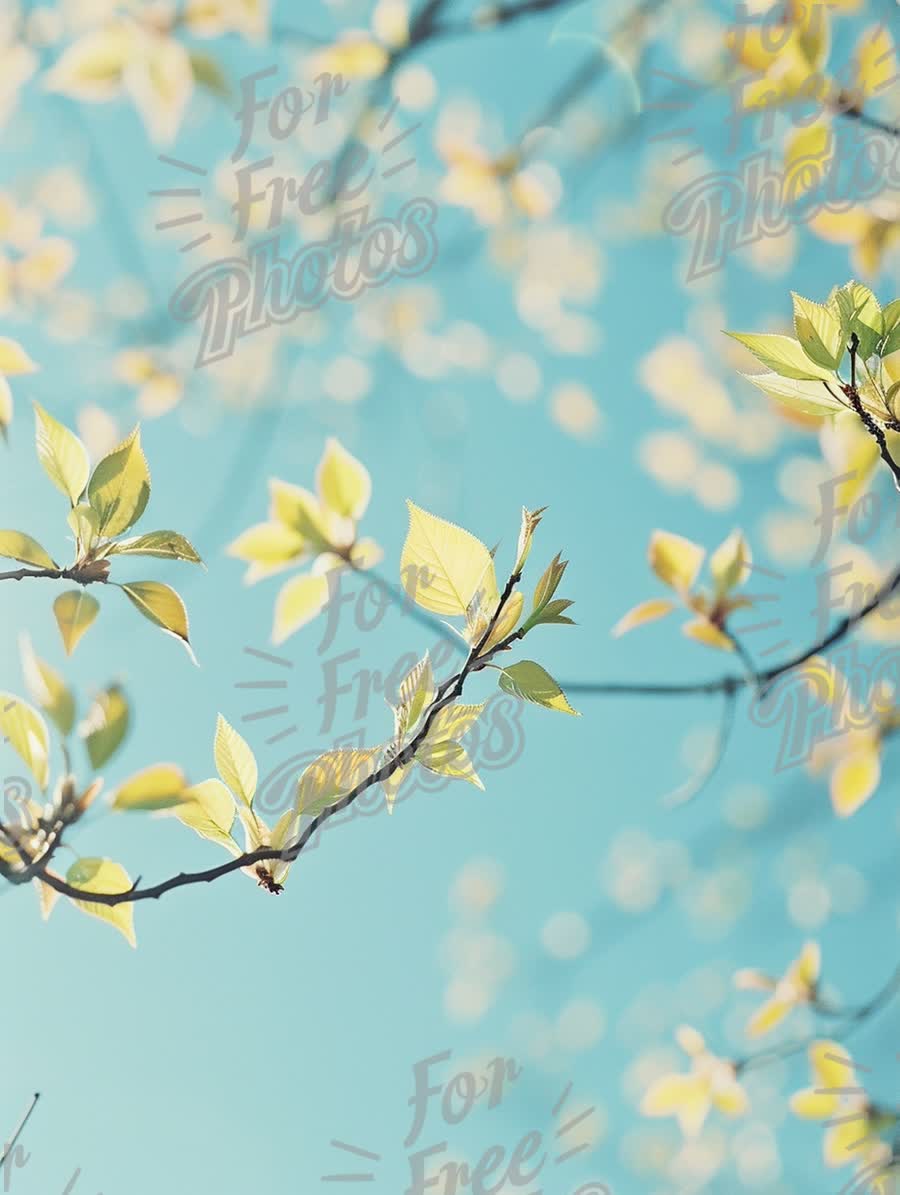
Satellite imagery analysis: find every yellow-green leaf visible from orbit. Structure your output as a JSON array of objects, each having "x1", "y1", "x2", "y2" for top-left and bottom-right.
[
  {"x1": 0, "y1": 530, "x2": 57, "y2": 570},
  {"x1": 113, "y1": 763, "x2": 189, "y2": 811},
  {"x1": 268, "y1": 480, "x2": 330, "y2": 548},
  {"x1": 272, "y1": 572, "x2": 330, "y2": 644},
  {"x1": 498, "y1": 660, "x2": 580, "y2": 716},
  {"x1": 710, "y1": 530, "x2": 751, "y2": 596},
  {"x1": 401, "y1": 500, "x2": 498, "y2": 616},
  {"x1": 120, "y1": 581, "x2": 194, "y2": 661},
  {"x1": 19, "y1": 634, "x2": 75, "y2": 736},
  {"x1": 214, "y1": 714, "x2": 257, "y2": 806},
  {"x1": 79, "y1": 684, "x2": 130, "y2": 769},
  {"x1": 65, "y1": 858, "x2": 136, "y2": 947},
  {"x1": 682, "y1": 618, "x2": 735, "y2": 652},
  {"x1": 227, "y1": 521, "x2": 307, "y2": 572},
  {"x1": 68, "y1": 504, "x2": 100, "y2": 555},
  {"x1": 34, "y1": 402, "x2": 90, "y2": 505},
  {"x1": 612, "y1": 598, "x2": 676, "y2": 636},
  {"x1": 107, "y1": 530, "x2": 202, "y2": 564},
  {"x1": 88, "y1": 428, "x2": 151, "y2": 537},
  {"x1": 792, "y1": 292, "x2": 843, "y2": 371},
  {"x1": 427, "y1": 702, "x2": 484, "y2": 742},
  {"x1": 0, "y1": 692, "x2": 50, "y2": 790},
  {"x1": 394, "y1": 653, "x2": 435, "y2": 737},
  {"x1": 53, "y1": 589, "x2": 100, "y2": 656},
  {"x1": 166, "y1": 778, "x2": 237, "y2": 851},
  {"x1": 296, "y1": 748, "x2": 380, "y2": 818},
  {"x1": 742, "y1": 371, "x2": 844, "y2": 415},
  {"x1": 726, "y1": 332, "x2": 835, "y2": 381},
  {"x1": 316, "y1": 437, "x2": 372, "y2": 520},
  {"x1": 648, "y1": 531, "x2": 705, "y2": 594},
  {"x1": 0, "y1": 338, "x2": 37, "y2": 375},
  {"x1": 415, "y1": 739, "x2": 484, "y2": 789}
]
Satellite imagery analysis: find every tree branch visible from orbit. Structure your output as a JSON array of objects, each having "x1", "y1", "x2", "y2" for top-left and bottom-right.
[
  {"x1": 25, "y1": 570, "x2": 525, "y2": 908},
  {"x1": 735, "y1": 962, "x2": 900, "y2": 1076}
]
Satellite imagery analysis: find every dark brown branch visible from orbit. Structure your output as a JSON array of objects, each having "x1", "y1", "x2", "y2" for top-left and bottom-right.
[
  {"x1": 565, "y1": 557, "x2": 900, "y2": 698},
  {"x1": 29, "y1": 571, "x2": 524, "y2": 908}
]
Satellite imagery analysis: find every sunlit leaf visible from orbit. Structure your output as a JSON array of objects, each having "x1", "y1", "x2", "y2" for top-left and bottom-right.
[
  {"x1": 316, "y1": 437, "x2": 372, "y2": 521},
  {"x1": 107, "y1": 530, "x2": 202, "y2": 564},
  {"x1": 79, "y1": 684, "x2": 130, "y2": 769},
  {"x1": 166, "y1": 778, "x2": 237, "y2": 851},
  {"x1": 415, "y1": 738, "x2": 483, "y2": 789},
  {"x1": 401, "y1": 500, "x2": 498, "y2": 616},
  {"x1": 612, "y1": 598, "x2": 675, "y2": 636},
  {"x1": 0, "y1": 530, "x2": 57, "y2": 570},
  {"x1": 120, "y1": 581, "x2": 194, "y2": 661},
  {"x1": 648, "y1": 531, "x2": 705, "y2": 594},
  {"x1": 394, "y1": 653, "x2": 435, "y2": 737},
  {"x1": 726, "y1": 332, "x2": 835, "y2": 381},
  {"x1": 66, "y1": 858, "x2": 136, "y2": 947},
  {"x1": 88, "y1": 427, "x2": 151, "y2": 537},
  {"x1": 498, "y1": 660, "x2": 580, "y2": 715},
  {"x1": 19, "y1": 634, "x2": 75, "y2": 736},
  {"x1": 272, "y1": 572, "x2": 331, "y2": 644},
  {"x1": 0, "y1": 692, "x2": 50, "y2": 790},
  {"x1": 53, "y1": 589, "x2": 100, "y2": 656},
  {"x1": 682, "y1": 618, "x2": 734, "y2": 652},
  {"x1": 742, "y1": 371, "x2": 843, "y2": 415},
  {"x1": 296, "y1": 748, "x2": 380, "y2": 818},
  {"x1": 792, "y1": 292, "x2": 843, "y2": 371},
  {"x1": 34, "y1": 402, "x2": 90, "y2": 505},
  {"x1": 214, "y1": 714, "x2": 257, "y2": 807},
  {"x1": 112, "y1": 763, "x2": 189, "y2": 811},
  {"x1": 0, "y1": 337, "x2": 37, "y2": 375},
  {"x1": 710, "y1": 530, "x2": 751, "y2": 596}
]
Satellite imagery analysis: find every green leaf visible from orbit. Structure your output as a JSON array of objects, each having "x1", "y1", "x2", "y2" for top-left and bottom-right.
[
  {"x1": 120, "y1": 581, "x2": 194, "y2": 661},
  {"x1": 68, "y1": 504, "x2": 100, "y2": 555},
  {"x1": 0, "y1": 530, "x2": 57, "y2": 570},
  {"x1": 53, "y1": 589, "x2": 100, "y2": 656},
  {"x1": 106, "y1": 530, "x2": 202, "y2": 564},
  {"x1": 214, "y1": 714, "x2": 257, "y2": 807},
  {"x1": 741, "y1": 371, "x2": 845, "y2": 415},
  {"x1": 0, "y1": 692, "x2": 50, "y2": 789},
  {"x1": 268, "y1": 480, "x2": 330, "y2": 549},
  {"x1": 79, "y1": 684, "x2": 130, "y2": 769},
  {"x1": 415, "y1": 739, "x2": 483, "y2": 789},
  {"x1": 34, "y1": 402, "x2": 90, "y2": 505},
  {"x1": 65, "y1": 858, "x2": 136, "y2": 947},
  {"x1": 832, "y1": 281, "x2": 882, "y2": 359},
  {"x1": 726, "y1": 333, "x2": 835, "y2": 381},
  {"x1": 524, "y1": 598, "x2": 575, "y2": 630},
  {"x1": 19, "y1": 634, "x2": 76, "y2": 736},
  {"x1": 498, "y1": 660, "x2": 580, "y2": 716},
  {"x1": 532, "y1": 553, "x2": 567, "y2": 611},
  {"x1": 792, "y1": 293, "x2": 843, "y2": 371},
  {"x1": 166, "y1": 778, "x2": 237, "y2": 851},
  {"x1": 189, "y1": 50, "x2": 230, "y2": 97},
  {"x1": 88, "y1": 427, "x2": 151, "y2": 537},
  {"x1": 296, "y1": 749, "x2": 380, "y2": 818},
  {"x1": 112, "y1": 764, "x2": 189, "y2": 811}
]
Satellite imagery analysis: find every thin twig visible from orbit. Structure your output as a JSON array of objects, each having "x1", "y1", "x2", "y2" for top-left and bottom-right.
[
  {"x1": 28, "y1": 569, "x2": 524, "y2": 907},
  {"x1": 0, "y1": 1092, "x2": 40, "y2": 1172}
]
